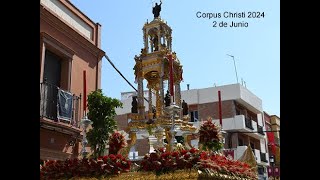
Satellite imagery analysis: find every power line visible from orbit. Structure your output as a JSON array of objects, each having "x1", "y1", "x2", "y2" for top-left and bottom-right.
[
  {"x1": 104, "y1": 54, "x2": 137, "y2": 92},
  {"x1": 104, "y1": 54, "x2": 152, "y2": 105}
]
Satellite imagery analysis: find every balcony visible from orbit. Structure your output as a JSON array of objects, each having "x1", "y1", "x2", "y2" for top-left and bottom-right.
[
  {"x1": 40, "y1": 82, "x2": 81, "y2": 129},
  {"x1": 212, "y1": 115, "x2": 259, "y2": 134},
  {"x1": 260, "y1": 152, "x2": 268, "y2": 163},
  {"x1": 245, "y1": 117, "x2": 254, "y2": 130},
  {"x1": 257, "y1": 125, "x2": 265, "y2": 135},
  {"x1": 213, "y1": 115, "x2": 267, "y2": 139}
]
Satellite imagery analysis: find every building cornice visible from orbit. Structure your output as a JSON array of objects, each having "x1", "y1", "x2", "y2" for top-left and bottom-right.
[
  {"x1": 40, "y1": 4, "x2": 105, "y2": 61},
  {"x1": 60, "y1": 0, "x2": 97, "y2": 26}
]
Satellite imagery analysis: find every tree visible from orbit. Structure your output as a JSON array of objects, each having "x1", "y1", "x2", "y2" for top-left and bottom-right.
[{"x1": 86, "y1": 89, "x2": 123, "y2": 158}]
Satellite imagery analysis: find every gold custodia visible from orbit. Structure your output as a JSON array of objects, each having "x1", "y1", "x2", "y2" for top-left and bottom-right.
[{"x1": 129, "y1": 11, "x2": 198, "y2": 154}]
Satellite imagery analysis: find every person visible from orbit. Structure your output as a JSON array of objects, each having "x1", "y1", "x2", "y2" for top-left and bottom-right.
[
  {"x1": 152, "y1": 1, "x2": 162, "y2": 18},
  {"x1": 131, "y1": 96, "x2": 138, "y2": 113},
  {"x1": 164, "y1": 90, "x2": 171, "y2": 107},
  {"x1": 182, "y1": 100, "x2": 189, "y2": 115}
]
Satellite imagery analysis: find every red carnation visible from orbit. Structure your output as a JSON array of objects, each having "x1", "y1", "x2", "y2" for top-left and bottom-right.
[{"x1": 189, "y1": 148, "x2": 197, "y2": 154}]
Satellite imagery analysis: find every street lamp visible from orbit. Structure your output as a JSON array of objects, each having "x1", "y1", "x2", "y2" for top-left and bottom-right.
[
  {"x1": 80, "y1": 114, "x2": 92, "y2": 158},
  {"x1": 269, "y1": 155, "x2": 275, "y2": 179},
  {"x1": 164, "y1": 102, "x2": 181, "y2": 151},
  {"x1": 226, "y1": 54, "x2": 239, "y2": 84}
]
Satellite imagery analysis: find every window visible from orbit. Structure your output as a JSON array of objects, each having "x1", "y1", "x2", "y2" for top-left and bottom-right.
[
  {"x1": 258, "y1": 166, "x2": 265, "y2": 175},
  {"x1": 41, "y1": 33, "x2": 73, "y2": 91},
  {"x1": 236, "y1": 108, "x2": 240, "y2": 115},
  {"x1": 190, "y1": 111, "x2": 198, "y2": 122},
  {"x1": 44, "y1": 50, "x2": 62, "y2": 87},
  {"x1": 41, "y1": 50, "x2": 62, "y2": 120},
  {"x1": 250, "y1": 142, "x2": 255, "y2": 149},
  {"x1": 238, "y1": 138, "x2": 244, "y2": 146}
]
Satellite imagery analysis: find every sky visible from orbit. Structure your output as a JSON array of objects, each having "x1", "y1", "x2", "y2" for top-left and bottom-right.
[{"x1": 70, "y1": 0, "x2": 280, "y2": 116}]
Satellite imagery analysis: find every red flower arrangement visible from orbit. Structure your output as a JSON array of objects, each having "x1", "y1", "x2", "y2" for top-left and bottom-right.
[
  {"x1": 196, "y1": 153, "x2": 258, "y2": 179},
  {"x1": 108, "y1": 131, "x2": 127, "y2": 155},
  {"x1": 199, "y1": 117, "x2": 224, "y2": 152},
  {"x1": 40, "y1": 154, "x2": 131, "y2": 180},
  {"x1": 139, "y1": 148, "x2": 200, "y2": 175},
  {"x1": 139, "y1": 148, "x2": 257, "y2": 179}
]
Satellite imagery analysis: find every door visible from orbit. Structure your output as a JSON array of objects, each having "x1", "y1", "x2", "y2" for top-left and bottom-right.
[{"x1": 42, "y1": 50, "x2": 61, "y2": 120}]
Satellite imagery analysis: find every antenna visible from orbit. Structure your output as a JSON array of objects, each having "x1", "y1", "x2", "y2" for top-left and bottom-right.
[
  {"x1": 241, "y1": 78, "x2": 244, "y2": 86},
  {"x1": 226, "y1": 54, "x2": 239, "y2": 84}
]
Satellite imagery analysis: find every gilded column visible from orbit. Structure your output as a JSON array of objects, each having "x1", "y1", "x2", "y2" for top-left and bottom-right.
[
  {"x1": 156, "y1": 90, "x2": 161, "y2": 118},
  {"x1": 143, "y1": 28, "x2": 148, "y2": 52},
  {"x1": 138, "y1": 77, "x2": 145, "y2": 119},
  {"x1": 159, "y1": 79, "x2": 164, "y2": 112},
  {"x1": 159, "y1": 61, "x2": 164, "y2": 113},
  {"x1": 158, "y1": 29, "x2": 161, "y2": 51},
  {"x1": 175, "y1": 83, "x2": 181, "y2": 108},
  {"x1": 150, "y1": 36, "x2": 154, "y2": 52},
  {"x1": 148, "y1": 87, "x2": 153, "y2": 119}
]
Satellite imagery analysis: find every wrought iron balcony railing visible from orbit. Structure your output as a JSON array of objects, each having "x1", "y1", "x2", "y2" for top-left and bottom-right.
[{"x1": 40, "y1": 81, "x2": 81, "y2": 128}]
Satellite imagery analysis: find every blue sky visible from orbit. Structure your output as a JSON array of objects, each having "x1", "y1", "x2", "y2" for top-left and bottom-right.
[{"x1": 71, "y1": 0, "x2": 280, "y2": 116}]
